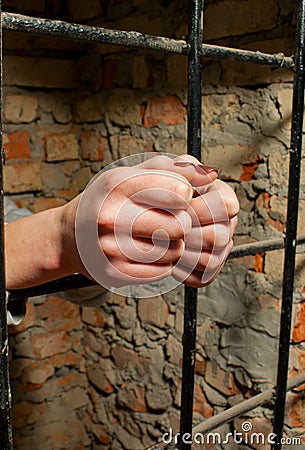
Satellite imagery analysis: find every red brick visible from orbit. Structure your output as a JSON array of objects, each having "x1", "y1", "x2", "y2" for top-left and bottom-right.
[
  {"x1": 21, "y1": 360, "x2": 55, "y2": 390},
  {"x1": 290, "y1": 394, "x2": 305, "y2": 428},
  {"x1": 32, "y1": 330, "x2": 71, "y2": 359},
  {"x1": 143, "y1": 95, "x2": 186, "y2": 127},
  {"x1": 49, "y1": 351, "x2": 85, "y2": 372},
  {"x1": 80, "y1": 130, "x2": 109, "y2": 161},
  {"x1": 113, "y1": 344, "x2": 150, "y2": 373},
  {"x1": 4, "y1": 161, "x2": 41, "y2": 193},
  {"x1": 256, "y1": 192, "x2": 285, "y2": 233},
  {"x1": 205, "y1": 361, "x2": 240, "y2": 396},
  {"x1": 87, "y1": 364, "x2": 115, "y2": 395},
  {"x1": 44, "y1": 132, "x2": 79, "y2": 162},
  {"x1": 292, "y1": 303, "x2": 305, "y2": 343},
  {"x1": 240, "y1": 156, "x2": 259, "y2": 181},
  {"x1": 21, "y1": 197, "x2": 67, "y2": 213},
  {"x1": 35, "y1": 296, "x2": 82, "y2": 331},
  {"x1": 204, "y1": 0, "x2": 278, "y2": 40},
  {"x1": 82, "y1": 307, "x2": 107, "y2": 327},
  {"x1": 193, "y1": 385, "x2": 214, "y2": 418},
  {"x1": 4, "y1": 130, "x2": 31, "y2": 159},
  {"x1": 4, "y1": 94, "x2": 38, "y2": 123},
  {"x1": 55, "y1": 184, "x2": 79, "y2": 200},
  {"x1": 91, "y1": 424, "x2": 111, "y2": 445},
  {"x1": 253, "y1": 253, "x2": 264, "y2": 273},
  {"x1": 118, "y1": 383, "x2": 147, "y2": 412},
  {"x1": 11, "y1": 401, "x2": 45, "y2": 429},
  {"x1": 195, "y1": 358, "x2": 206, "y2": 376},
  {"x1": 102, "y1": 59, "x2": 118, "y2": 89},
  {"x1": 137, "y1": 296, "x2": 169, "y2": 328}
]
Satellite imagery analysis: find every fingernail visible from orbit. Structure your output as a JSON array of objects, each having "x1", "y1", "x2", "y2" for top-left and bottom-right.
[
  {"x1": 173, "y1": 161, "x2": 196, "y2": 168},
  {"x1": 196, "y1": 165, "x2": 218, "y2": 176}
]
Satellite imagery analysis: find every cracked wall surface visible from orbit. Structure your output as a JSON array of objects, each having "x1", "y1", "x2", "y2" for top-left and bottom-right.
[{"x1": 3, "y1": 0, "x2": 305, "y2": 449}]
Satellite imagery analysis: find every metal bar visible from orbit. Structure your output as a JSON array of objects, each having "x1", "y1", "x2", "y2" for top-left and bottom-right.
[
  {"x1": 7, "y1": 235, "x2": 305, "y2": 301},
  {"x1": 3, "y1": 12, "x2": 187, "y2": 55},
  {"x1": 7, "y1": 273, "x2": 96, "y2": 301},
  {"x1": 272, "y1": 0, "x2": 305, "y2": 448},
  {"x1": 201, "y1": 43, "x2": 293, "y2": 68},
  {"x1": 2, "y1": 12, "x2": 294, "y2": 69},
  {"x1": 0, "y1": 4, "x2": 13, "y2": 449},
  {"x1": 228, "y1": 235, "x2": 305, "y2": 259},
  {"x1": 179, "y1": 2, "x2": 203, "y2": 449},
  {"x1": 146, "y1": 371, "x2": 305, "y2": 450}
]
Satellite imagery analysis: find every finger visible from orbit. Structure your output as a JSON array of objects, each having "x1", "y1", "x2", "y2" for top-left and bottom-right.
[
  {"x1": 100, "y1": 202, "x2": 192, "y2": 240},
  {"x1": 184, "y1": 220, "x2": 234, "y2": 250},
  {"x1": 200, "y1": 240, "x2": 233, "y2": 283},
  {"x1": 100, "y1": 234, "x2": 184, "y2": 264},
  {"x1": 172, "y1": 240, "x2": 233, "y2": 287},
  {"x1": 178, "y1": 244, "x2": 230, "y2": 272},
  {"x1": 175, "y1": 265, "x2": 223, "y2": 288},
  {"x1": 172, "y1": 266, "x2": 206, "y2": 289},
  {"x1": 187, "y1": 182, "x2": 239, "y2": 225},
  {"x1": 137, "y1": 154, "x2": 218, "y2": 187},
  {"x1": 195, "y1": 179, "x2": 240, "y2": 218},
  {"x1": 107, "y1": 261, "x2": 173, "y2": 288}
]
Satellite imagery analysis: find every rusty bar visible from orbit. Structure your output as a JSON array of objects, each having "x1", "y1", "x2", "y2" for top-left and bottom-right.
[
  {"x1": 0, "y1": 3, "x2": 13, "y2": 449},
  {"x1": 2, "y1": 12, "x2": 294, "y2": 68}
]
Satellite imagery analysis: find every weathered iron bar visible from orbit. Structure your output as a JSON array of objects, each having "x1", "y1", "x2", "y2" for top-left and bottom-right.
[
  {"x1": 0, "y1": 3, "x2": 13, "y2": 449},
  {"x1": 7, "y1": 235, "x2": 305, "y2": 302},
  {"x1": 179, "y1": 1, "x2": 203, "y2": 448},
  {"x1": 2, "y1": 12, "x2": 294, "y2": 69},
  {"x1": 272, "y1": 0, "x2": 305, "y2": 448}
]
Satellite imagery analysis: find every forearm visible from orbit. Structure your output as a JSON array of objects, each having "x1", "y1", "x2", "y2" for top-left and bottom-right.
[{"x1": 5, "y1": 196, "x2": 82, "y2": 290}]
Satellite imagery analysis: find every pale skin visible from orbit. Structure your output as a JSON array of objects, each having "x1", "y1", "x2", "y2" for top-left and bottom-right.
[{"x1": 5, "y1": 154, "x2": 239, "y2": 292}]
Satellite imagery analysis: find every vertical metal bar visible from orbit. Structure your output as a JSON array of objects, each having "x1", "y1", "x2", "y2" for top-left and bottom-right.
[
  {"x1": 272, "y1": 0, "x2": 305, "y2": 448},
  {"x1": 179, "y1": 1, "x2": 203, "y2": 449},
  {"x1": 0, "y1": 3, "x2": 13, "y2": 449}
]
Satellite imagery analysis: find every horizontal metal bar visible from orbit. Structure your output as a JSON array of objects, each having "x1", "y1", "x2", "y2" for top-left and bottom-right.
[
  {"x1": 228, "y1": 234, "x2": 305, "y2": 259},
  {"x1": 2, "y1": 12, "x2": 188, "y2": 55},
  {"x1": 201, "y1": 43, "x2": 293, "y2": 69},
  {"x1": 7, "y1": 273, "x2": 96, "y2": 301},
  {"x1": 7, "y1": 235, "x2": 305, "y2": 301},
  {"x1": 147, "y1": 371, "x2": 305, "y2": 450},
  {"x1": 2, "y1": 12, "x2": 294, "y2": 69}
]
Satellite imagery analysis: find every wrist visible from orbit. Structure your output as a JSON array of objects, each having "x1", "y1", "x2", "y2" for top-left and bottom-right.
[{"x1": 58, "y1": 195, "x2": 85, "y2": 276}]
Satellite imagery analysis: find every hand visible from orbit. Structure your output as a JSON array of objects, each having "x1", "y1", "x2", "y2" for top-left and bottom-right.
[
  {"x1": 169, "y1": 156, "x2": 239, "y2": 288},
  {"x1": 74, "y1": 154, "x2": 218, "y2": 289}
]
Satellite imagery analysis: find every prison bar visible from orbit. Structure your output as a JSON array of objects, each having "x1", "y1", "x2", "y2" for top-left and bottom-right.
[
  {"x1": 147, "y1": 371, "x2": 305, "y2": 450},
  {"x1": 6, "y1": 234, "x2": 305, "y2": 302},
  {"x1": 228, "y1": 234, "x2": 305, "y2": 259},
  {"x1": 179, "y1": 1, "x2": 203, "y2": 449},
  {"x1": 272, "y1": 0, "x2": 305, "y2": 448},
  {"x1": 2, "y1": 12, "x2": 294, "y2": 69},
  {"x1": 0, "y1": 2, "x2": 13, "y2": 449},
  {"x1": 0, "y1": 3, "x2": 303, "y2": 450}
]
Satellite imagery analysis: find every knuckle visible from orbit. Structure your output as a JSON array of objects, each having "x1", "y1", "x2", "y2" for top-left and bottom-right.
[
  {"x1": 171, "y1": 239, "x2": 184, "y2": 260},
  {"x1": 171, "y1": 211, "x2": 192, "y2": 238},
  {"x1": 206, "y1": 254, "x2": 222, "y2": 271}
]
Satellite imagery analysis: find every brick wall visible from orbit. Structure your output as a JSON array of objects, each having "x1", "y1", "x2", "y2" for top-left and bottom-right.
[{"x1": 4, "y1": 0, "x2": 305, "y2": 449}]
